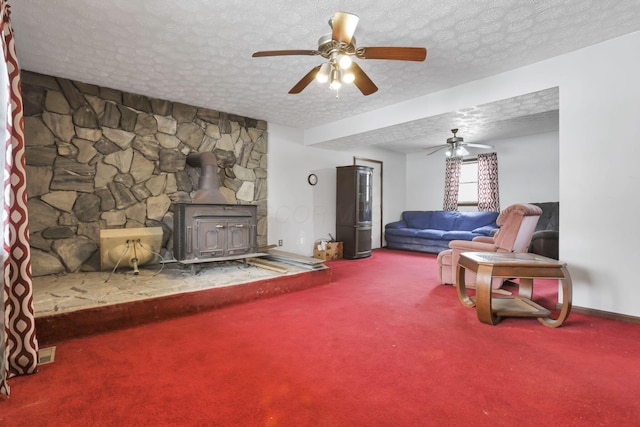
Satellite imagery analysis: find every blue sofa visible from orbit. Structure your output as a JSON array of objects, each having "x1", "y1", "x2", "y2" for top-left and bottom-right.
[{"x1": 385, "y1": 210, "x2": 499, "y2": 254}]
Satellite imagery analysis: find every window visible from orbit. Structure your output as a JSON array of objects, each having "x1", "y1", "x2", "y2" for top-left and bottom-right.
[{"x1": 457, "y1": 159, "x2": 478, "y2": 207}]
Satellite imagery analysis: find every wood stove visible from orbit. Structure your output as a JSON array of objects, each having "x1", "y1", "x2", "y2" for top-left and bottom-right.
[
  {"x1": 172, "y1": 152, "x2": 258, "y2": 266},
  {"x1": 173, "y1": 203, "x2": 257, "y2": 262}
]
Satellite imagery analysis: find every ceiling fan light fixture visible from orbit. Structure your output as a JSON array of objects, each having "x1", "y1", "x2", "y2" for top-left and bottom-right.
[
  {"x1": 252, "y1": 11, "x2": 425, "y2": 96},
  {"x1": 316, "y1": 62, "x2": 330, "y2": 83}
]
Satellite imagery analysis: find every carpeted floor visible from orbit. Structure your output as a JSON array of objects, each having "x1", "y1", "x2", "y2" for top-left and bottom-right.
[{"x1": 2, "y1": 249, "x2": 639, "y2": 426}]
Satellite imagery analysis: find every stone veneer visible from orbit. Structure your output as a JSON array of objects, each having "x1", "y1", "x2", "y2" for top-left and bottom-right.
[{"x1": 22, "y1": 71, "x2": 268, "y2": 276}]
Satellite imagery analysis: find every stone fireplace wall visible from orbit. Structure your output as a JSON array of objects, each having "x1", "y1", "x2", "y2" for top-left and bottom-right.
[{"x1": 22, "y1": 71, "x2": 268, "y2": 276}]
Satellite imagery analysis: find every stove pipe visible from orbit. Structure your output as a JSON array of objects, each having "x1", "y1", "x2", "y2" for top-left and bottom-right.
[{"x1": 186, "y1": 152, "x2": 228, "y2": 204}]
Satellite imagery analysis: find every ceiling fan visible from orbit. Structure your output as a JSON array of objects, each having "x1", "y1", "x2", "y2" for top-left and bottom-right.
[
  {"x1": 251, "y1": 11, "x2": 427, "y2": 96},
  {"x1": 426, "y1": 129, "x2": 494, "y2": 157}
]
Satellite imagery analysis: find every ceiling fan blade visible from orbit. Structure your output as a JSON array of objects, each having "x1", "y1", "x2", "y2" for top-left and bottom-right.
[
  {"x1": 350, "y1": 62, "x2": 378, "y2": 96},
  {"x1": 465, "y1": 143, "x2": 494, "y2": 149},
  {"x1": 252, "y1": 50, "x2": 318, "y2": 57},
  {"x1": 331, "y1": 11, "x2": 359, "y2": 44},
  {"x1": 356, "y1": 47, "x2": 427, "y2": 61},
  {"x1": 425, "y1": 145, "x2": 449, "y2": 156},
  {"x1": 288, "y1": 65, "x2": 322, "y2": 94}
]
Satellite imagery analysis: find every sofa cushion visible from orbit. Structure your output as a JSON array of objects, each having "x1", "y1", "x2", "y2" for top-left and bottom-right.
[
  {"x1": 402, "y1": 211, "x2": 434, "y2": 229},
  {"x1": 385, "y1": 227, "x2": 418, "y2": 238},
  {"x1": 454, "y1": 211, "x2": 499, "y2": 231},
  {"x1": 442, "y1": 230, "x2": 477, "y2": 241},
  {"x1": 415, "y1": 229, "x2": 447, "y2": 239},
  {"x1": 428, "y1": 211, "x2": 459, "y2": 230}
]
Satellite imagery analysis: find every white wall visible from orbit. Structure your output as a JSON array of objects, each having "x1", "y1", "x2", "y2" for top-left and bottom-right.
[
  {"x1": 273, "y1": 30, "x2": 640, "y2": 317},
  {"x1": 557, "y1": 34, "x2": 640, "y2": 317},
  {"x1": 495, "y1": 132, "x2": 559, "y2": 207},
  {"x1": 267, "y1": 123, "x2": 406, "y2": 256},
  {"x1": 405, "y1": 148, "x2": 444, "y2": 211}
]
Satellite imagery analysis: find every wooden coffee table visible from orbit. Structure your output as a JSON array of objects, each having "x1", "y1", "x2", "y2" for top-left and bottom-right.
[{"x1": 456, "y1": 252, "x2": 572, "y2": 328}]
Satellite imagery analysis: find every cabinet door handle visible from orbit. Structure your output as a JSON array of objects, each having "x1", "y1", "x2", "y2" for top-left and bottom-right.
[{"x1": 215, "y1": 224, "x2": 225, "y2": 229}]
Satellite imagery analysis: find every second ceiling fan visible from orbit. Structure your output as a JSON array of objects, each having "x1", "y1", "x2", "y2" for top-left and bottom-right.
[
  {"x1": 426, "y1": 129, "x2": 494, "y2": 157},
  {"x1": 252, "y1": 11, "x2": 427, "y2": 96}
]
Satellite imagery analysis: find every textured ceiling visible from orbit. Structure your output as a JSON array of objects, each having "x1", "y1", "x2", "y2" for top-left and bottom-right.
[
  {"x1": 9, "y1": 0, "x2": 640, "y2": 153},
  {"x1": 314, "y1": 87, "x2": 560, "y2": 152}
]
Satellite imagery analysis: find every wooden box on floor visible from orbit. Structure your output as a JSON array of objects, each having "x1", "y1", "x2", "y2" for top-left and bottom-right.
[{"x1": 313, "y1": 241, "x2": 343, "y2": 261}]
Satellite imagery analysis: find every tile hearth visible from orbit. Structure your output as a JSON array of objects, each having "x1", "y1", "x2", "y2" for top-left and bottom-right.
[{"x1": 32, "y1": 259, "x2": 313, "y2": 318}]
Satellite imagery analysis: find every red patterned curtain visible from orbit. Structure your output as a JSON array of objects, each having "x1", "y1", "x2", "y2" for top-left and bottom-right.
[
  {"x1": 1, "y1": 1, "x2": 38, "y2": 397},
  {"x1": 477, "y1": 152, "x2": 500, "y2": 212},
  {"x1": 442, "y1": 156, "x2": 462, "y2": 211}
]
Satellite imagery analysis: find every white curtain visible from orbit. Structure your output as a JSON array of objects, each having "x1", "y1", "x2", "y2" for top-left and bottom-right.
[{"x1": 1, "y1": 1, "x2": 38, "y2": 397}]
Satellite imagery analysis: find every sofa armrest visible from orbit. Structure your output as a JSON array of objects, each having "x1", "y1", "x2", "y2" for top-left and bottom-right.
[
  {"x1": 531, "y1": 230, "x2": 559, "y2": 240},
  {"x1": 529, "y1": 230, "x2": 559, "y2": 259},
  {"x1": 385, "y1": 221, "x2": 407, "y2": 229}
]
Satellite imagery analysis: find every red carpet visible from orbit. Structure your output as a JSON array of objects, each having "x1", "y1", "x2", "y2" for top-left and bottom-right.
[{"x1": 2, "y1": 249, "x2": 639, "y2": 426}]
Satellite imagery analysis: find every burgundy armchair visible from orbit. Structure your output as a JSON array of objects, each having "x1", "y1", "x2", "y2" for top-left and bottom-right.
[{"x1": 437, "y1": 203, "x2": 543, "y2": 289}]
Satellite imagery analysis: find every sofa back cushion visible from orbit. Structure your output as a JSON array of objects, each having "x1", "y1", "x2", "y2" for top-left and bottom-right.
[
  {"x1": 429, "y1": 211, "x2": 460, "y2": 230},
  {"x1": 402, "y1": 211, "x2": 435, "y2": 229},
  {"x1": 454, "y1": 211, "x2": 499, "y2": 231},
  {"x1": 399, "y1": 210, "x2": 498, "y2": 232}
]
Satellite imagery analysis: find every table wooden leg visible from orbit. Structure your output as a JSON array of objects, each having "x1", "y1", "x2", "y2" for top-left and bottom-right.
[
  {"x1": 475, "y1": 264, "x2": 498, "y2": 325},
  {"x1": 538, "y1": 267, "x2": 573, "y2": 328},
  {"x1": 456, "y1": 263, "x2": 475, "y2": 307}
]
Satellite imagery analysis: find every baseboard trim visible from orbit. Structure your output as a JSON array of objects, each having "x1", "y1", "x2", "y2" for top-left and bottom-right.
[{"x1": 569, "y1": 305, "x2": 640, "y2": 324}]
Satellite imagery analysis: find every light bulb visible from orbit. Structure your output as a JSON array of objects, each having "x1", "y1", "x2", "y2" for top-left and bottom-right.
[
  {"x1": 316, "y1": 62, "x2": 330, "y2": 83},
  {"x1": 342, "y1": 71, "x2": 355, "y2": 84},
  {"x1": 329, "y1": 67, "x2": 342, "y2": 91},
  {"x1": 457, "y1": 146, "x2": 469, "y2": 156},
  {"x1": 338, "y1": 55, "x2": 352, "y2": 70}
]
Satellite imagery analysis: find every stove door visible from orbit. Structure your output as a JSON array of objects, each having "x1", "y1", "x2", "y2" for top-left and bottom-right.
[
  {"x1": 226, "y1": 219, "x2": 252, "y2": 255},
  {"x1": 194, "y1": 219, "x2": 226, "y2": 258}
]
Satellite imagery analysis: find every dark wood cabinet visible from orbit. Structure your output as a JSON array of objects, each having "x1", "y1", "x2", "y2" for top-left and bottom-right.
[{"x1": 336, "y1": 165, "x2": 373, "y2": 259}]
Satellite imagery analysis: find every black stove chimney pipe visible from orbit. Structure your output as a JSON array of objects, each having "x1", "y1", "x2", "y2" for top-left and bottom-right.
[{"x1": 186, "y1": 152, "x2": 228, "y2": 204}]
